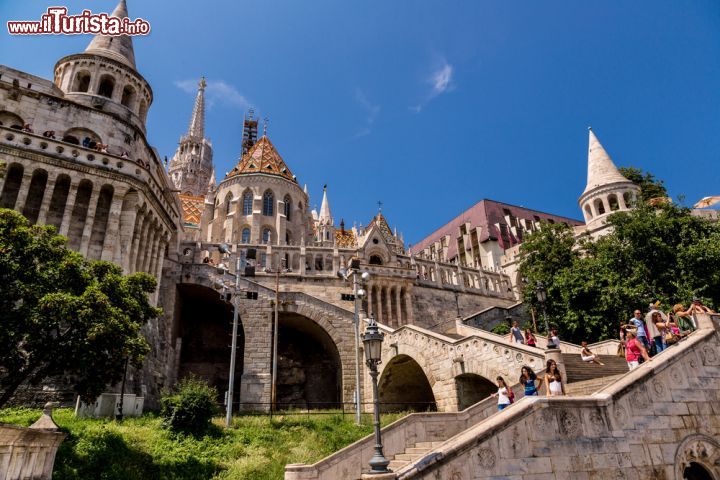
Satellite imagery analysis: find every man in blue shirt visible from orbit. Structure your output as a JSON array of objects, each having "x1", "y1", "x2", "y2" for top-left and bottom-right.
[{"x1": 628, "y1": 309, "x2": 651, "y2": 351}]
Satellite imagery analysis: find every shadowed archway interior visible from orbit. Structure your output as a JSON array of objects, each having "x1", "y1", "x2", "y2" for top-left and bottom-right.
[
  {"x1": 455, "y1": 373, "x2": 496, "y2": 410},
  {"x1": 378, "y1": 354, "x2": 436, "y2": 413},
  {"x1": 176, "y1": 284, "x2": 244, "y2": 404},
  {"x1": 683, "y1": 462, "x2": 715, "y2": 480},
  {"x1": 277, "y1": 312, "x2": 342, "y2": 409}
]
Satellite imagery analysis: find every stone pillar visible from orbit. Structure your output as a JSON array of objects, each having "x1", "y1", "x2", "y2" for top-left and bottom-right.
[
  {"x1": 405, "y1": 289, "x2": 415, "y2": 325},
  {"x1": 12, "y1": 172, "x2": 32, "y2": 212},
  {"x1": 101, "y1": 193, "x2": 125, "y2": 262},
  {"x1": 134, "y1": 217, "x2": 152, "y2": 272},
  {"x1": 58, "y1": 181, "x2": 79, "y2": 237},
  {"x1": 147, "y1": 230, "x2": 161, "y2": 275},
  {"x1": 35, "y1": 176, "x2": 57, "y2": 225},
  {"x1": 299, "y1": 246, "x2": 306, "y2": 275},
  {"x1": 367, "y1": 284, "x2": 374, "y2": 318},
  {"x1": 395, "y1": 287, "x2": 403, "y2": 326},
  {"x1": 544, "y1": 347, "x2": 567, "y2": 391},
  {"x1": 142, "y1": 228, "x2": 158, "y2": 273},
  {"x1": 128, "y1": 212, "x2": 146, "y2": 273},
  {"x1": 78, "y1": 187, "x2": 101, "y2": 256},
  {"x1": 239, "y1": 304, "x2": 274, "y2": 412},
  {"x1": 116, "y1": 204, "x2": 139, "y2": 268}
]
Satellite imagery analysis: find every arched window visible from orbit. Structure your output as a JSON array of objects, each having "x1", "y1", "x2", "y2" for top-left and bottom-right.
[
  {"x1": 584, "y1": 205, "x2": 593, "y2": 219},
  {"x1": 241, "y1": 228, "x2": 251, "y2": 244},
  {"x1": 72, "y1": 71, "x2": 91, "y2": 93},
  {"x1": 594, "y1": 198, "x2": 606, "y2": 215},
  {"x1": 262, "y1": 228, "x2": 272, "y2": 244},
  {"x1": 121, "y1": 85, "x2": 136, "y2": 108},
  {"x1": 284, "y1": 195, "x2": 292, "y2": 221},
  {"x1": 224, "y1": 194, "x2": 233, "y2": 216},
  {"x1": 242, "y1": 192, "x2": 253, "y2": 216},
  {"x1": 608, "y1": 194, "x2": 619, "y2": 211},
  {"x1": 262, "y1": 191, "x2": 274, "y2": 216},
  {"x1": 369, "y1": 255, "x2": 383, "y2": 265},
  {"x1": 97, "y1": 74, "x2": 115, "y2": 98}
]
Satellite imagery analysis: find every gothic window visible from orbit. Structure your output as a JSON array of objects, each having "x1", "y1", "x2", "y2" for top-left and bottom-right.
[
  {"x1": 262, "y1": 227, "x2": 272, "y2": 244},
  {"x1": 284, "y1": 195, "x2": 292, "y2": 221},
  {"x1": 224, "y1": 194, "x2": 233, "y2": 216},
  {"x1": 241, "y1": 228, "x2": 250, "y2": 244},
  {"x1": 262, "y1": 191, "x2": 274, "y2": 216},
  {"x1": 98, "y1": 74, "x2": 115, "y2": 98},
  {"x1": 242, "y1": 192, "x2": 253, "y2": 216}
]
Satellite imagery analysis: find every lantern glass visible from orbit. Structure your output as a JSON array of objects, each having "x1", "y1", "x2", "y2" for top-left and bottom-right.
[{"x1": 366, "y1": 337, "x2": 382, "y2": 361}]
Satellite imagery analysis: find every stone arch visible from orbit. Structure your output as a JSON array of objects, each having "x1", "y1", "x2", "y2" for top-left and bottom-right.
[
  {"x1": 71, "y1": 70, "x2": 91, "y2": 93},
  {"x1": 369, "y1": 255, "x2": 383, "y2": 265},
  {"x1": 138, "y1": 99, "x2": 148, "y2": 122},
  {"x1": 378, "y1": 354, "x2": 437, "y2": 413},
  {"x1": 608, "y1": 193, "x2": 620, "y2": 211},
  {"x1": 46, "y1": 174, "x2": 71, "y2": 230},
  {"x1": 87, "y1": 184, "x2": 114, "y2": 260},
  {"x1": 97, "y1": 73, "x2": 115, "y2": 98},
  {"x1": 62, "y1": 127, "x2": 102, "y2": 147},
  {"x1": 0, "y1": 111, "x2": 24, "y2": 129},
  {"x1": 455, "y1": 373, "x2": 496, "y2": 410},
  {"x1": 594, "y1": 198, "x2": 606, "y2": 215},
  {"x1": 175, "y1": 283, "x2": 244, "y2": 404},
  {"x1": 584, "y1": 204, "x2": 593, "y2": 221},
  {"x1": 120, "y1": 84, "x2": 136, "y2": 109},
  {"x1": 67, "y1": 179, "x2": 93, "y2": 250},
  {"x1": 276, "y1": 311, "x2": 344, "y2": 409},
  {"x1": 21, "y1": 169, "x2": 48, "y2": 224},
  {"x1": 0, "y1": 163, "x2": 24, "y2": 209},
  {"x1": 623, "y1": 191, "x2": 634, "y2": 208},
  {"x1": 674, "y1": 434, "x2": 720, "y2": 480}
]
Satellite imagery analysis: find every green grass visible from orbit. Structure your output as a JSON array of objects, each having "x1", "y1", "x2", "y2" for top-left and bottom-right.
[{"x1": 0, "y1": 408, "x2": 408, "y2": 480}]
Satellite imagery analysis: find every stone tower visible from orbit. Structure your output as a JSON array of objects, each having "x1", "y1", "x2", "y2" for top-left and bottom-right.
[
  {"x1": 578, "y1": 128, "x2": 640, "y2": 230},
  {"x1": 52, "y1": 0, "x2": 152, "y2": 133},
  {"x1": 167, "y1": 78, "x2": 215, "y2": 196}
]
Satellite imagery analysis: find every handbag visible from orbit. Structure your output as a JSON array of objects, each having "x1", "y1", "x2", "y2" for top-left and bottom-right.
[{"x1": 664, "y1": 332, "x2": 677, "y2": 345}]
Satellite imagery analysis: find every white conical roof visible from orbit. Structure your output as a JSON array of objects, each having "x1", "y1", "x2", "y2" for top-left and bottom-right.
[
  {"x1": 84, "y1": 0, "x2": 136, "y2": 68},
  {"x1": 583, "y1": 128, "x2": 632, "y2": 195},
  {"x1": 319, "y1": 185, "x2": 333, "y2": 225}
]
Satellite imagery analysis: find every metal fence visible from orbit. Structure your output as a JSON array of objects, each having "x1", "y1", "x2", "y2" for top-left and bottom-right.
[{"x1": 224, "y1": 401, "x2": 437, "y2": 421}]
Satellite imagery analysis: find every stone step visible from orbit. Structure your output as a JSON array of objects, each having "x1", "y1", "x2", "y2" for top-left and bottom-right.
[
  {"x1": 561, "y1": 353, "x2": 628, "y2": 383},
  {"x1": 413, "y1": 441, "x2": 444, "y2": 449},
  {"x1": 393, "y1": 452, "x2": 424, "y2": 462},
  {"x1": 388, "y1": 460, "x2": 409, "y2": 470},
  {"x1": 404, "y1": 447, "x2": 431, "y2": 455}
]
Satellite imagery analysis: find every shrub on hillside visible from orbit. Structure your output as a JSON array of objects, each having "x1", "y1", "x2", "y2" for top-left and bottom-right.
[{"x1": 160, "y1": 377, "x2": 218, "y2": 435}]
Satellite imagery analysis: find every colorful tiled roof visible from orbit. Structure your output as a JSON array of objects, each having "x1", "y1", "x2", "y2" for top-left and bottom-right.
[
  {"x1": 335, "y1": 229, "x2": 356, "y2": 248},
  {"x1": 178, "y1": 193, "x2": 205, "y2": 228},
  {"x1": 225, "y1": 136, "x2": 296, "y2": 182}
]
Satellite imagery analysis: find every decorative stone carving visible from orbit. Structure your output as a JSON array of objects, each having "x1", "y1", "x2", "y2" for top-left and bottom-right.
[
  {"x1": 653, "y1": 381, "x2": 665, "y2": 397},
  {"x1": 476, "y1": 448, "x2": 496, "y2": 469},
  {"x1": 701, "y1": 346, "x2": 719, "y2": 366},
  {"x1": 613, "y1": 404, "x2": 628, "y2": 425},
  {"x1": 451, "y1": 471, "x2": 463, "y2": 480},
  {"x1": 674, "y1": 434, "x2": 720, "y2": 480},
  {"x1": 587, "y1": 410, "x2": 606, "y2": 435},
  {"x1": 515, "y1": 353, "x2": 523, "y2": 363},
  {"x1": 558, "y1": 410, "x2": 580, "y2": 437}
]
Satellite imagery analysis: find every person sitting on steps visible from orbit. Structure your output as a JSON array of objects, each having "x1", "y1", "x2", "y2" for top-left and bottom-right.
[{"x1": 580, "y1": 341, "x2": 604, "y2": 365}]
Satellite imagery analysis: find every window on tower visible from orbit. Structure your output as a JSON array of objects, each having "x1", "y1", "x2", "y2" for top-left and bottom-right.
[
  {"x1": 284, "y1": 195, "x2": 292, "y2": 221},
  {"x1": 243, "y1": 192, "x2": 253, "y2": 216},
  {"x1": 241, "y1": 228, "x2": 250, "y2": 244},
  {"x1": 262, "y1": 228, "x2": 272, "y2": 244}
]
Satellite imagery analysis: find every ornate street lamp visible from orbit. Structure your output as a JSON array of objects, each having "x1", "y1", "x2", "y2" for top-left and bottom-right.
[
  {"x1": 535, "y1": 281, "x2": 552, "y2": 345},
  {"x1": 361, "y1": 315, "x2": 390, "y2": 474}
]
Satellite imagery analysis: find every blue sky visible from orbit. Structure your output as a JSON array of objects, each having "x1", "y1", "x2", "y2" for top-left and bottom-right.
[{"x1": 2, "y1": 1, "x2": 719, "y2": 245}]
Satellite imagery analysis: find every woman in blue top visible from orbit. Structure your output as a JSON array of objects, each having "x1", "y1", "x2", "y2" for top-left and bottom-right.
[{"x1": 519, "y1": 365, "x2": 542, "y2": 396}]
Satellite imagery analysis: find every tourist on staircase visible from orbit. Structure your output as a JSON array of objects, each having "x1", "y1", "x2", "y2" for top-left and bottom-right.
[
  {"x1": 524, "y1": 329, "x2": 537, "y2": 348},
  {"x1": 580, "y1": 342, "x2": 605, "y2": 365},
  {"x1": 543, "y1": 360, "x2": 565, "y2": 397},
  {"x1": 519, "y1": 366, "x2": 542, "y2": 397},
  {"x1": 509, "y1": 321, "x2": 525, "y2": 344},
  {"x1": 547, "y1": 329, "x2": 560, "y2": 349},
  {"x1": 624, "y1": 331, "x2": 650, "y2": 370},
  {"x1": 646, "y1": 307, "x2": 668, "y2": 354},
  {"x1": 492, "y1": 377, "x2": 513, "y2": 411},
  {"x1": 626, "y1": 310, "x2": 651, "y2": 351}
]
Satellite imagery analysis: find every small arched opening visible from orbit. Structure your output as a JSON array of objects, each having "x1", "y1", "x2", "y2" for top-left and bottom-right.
[
  {"x1": 0, "y1": 111, "x2": 24, "y2": 129},
  {"x1": 455, "y1": 373, "x2": 496, "y2": 410},
  {"x1": 378, "y1": 354, "x2": 436, "y2": 413},
  {"x1": 121, "y1": 84, "x2": 136, "y2": 109},
  {"x1": 369, "y1": 255, "x2": 383, "y2": 265},
  {"x1": 67, "y1": 180, "x2": 93, "y2": 250},
  {"x1": 72, "y1": 71, "x2": 91, "y2": 93},
  {"x1": 21, "y1": 169, "x2": 49, "y2": 224},
  {"x1": 608, "y1": 194, "x2": 620, "y2": 211},
  {"x1": 683, "y1": 462, "x2": 715, "y2": 480},
  {"x1": 46, "y1": 174, "x2": 71, "y2": 230},
  {"x1": 97, "y1": 74, "x2": 115, "y2": 98},
  {"x1": 0, "y1": 163, "x2": 24, "y2": 209},
  {"x1": 594, "y1": 198, "x2": 606, "y2": 215}
]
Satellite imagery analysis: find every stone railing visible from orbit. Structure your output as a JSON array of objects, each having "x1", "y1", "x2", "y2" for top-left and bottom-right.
[
  {"x1": 393, "y1": 315, "x2": 720, "y2": 479},
  {"x1": 0, "y1": 126, "x2": 176, "y2": 218},
  {"x1": 0, "y1": 403, "x2": 66, "y2": 480}
]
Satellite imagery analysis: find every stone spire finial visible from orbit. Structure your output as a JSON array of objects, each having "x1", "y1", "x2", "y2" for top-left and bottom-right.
[
  {"x1": 319, "y1": 184, "x2": 333, "y2": 225},
  {"x1": 187, "y1": 77, "x2": 206, "y2": 140},
  {"x1": 583, "y1": 128, "x2": 631, "y2": 195},
  {"x1": 85, "y1": 0, "x2": 136, "y2": 68}
]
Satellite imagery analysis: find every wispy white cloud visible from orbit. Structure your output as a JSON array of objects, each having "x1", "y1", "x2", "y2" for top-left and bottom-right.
[
  {"x1": 174, "y1": 79, "x2": 250, "y2": 109},
  {"x1": 410, "y1": 59, "x2": 455, "y2": 113},
  {"x1": 354, "y1": 89, "x2": 381, "y2": 138}
]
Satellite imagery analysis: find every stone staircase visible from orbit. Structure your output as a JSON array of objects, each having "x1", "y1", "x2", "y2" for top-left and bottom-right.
[
  {"x1": 565, "y1": 374, "x2": 624, "y2": 396},
  {"x1": 561, "y1": 352, "x2": 629, "y2": 383},
  {"x1": 387, "y1": 441, "x2": 444, "y2": 472}
]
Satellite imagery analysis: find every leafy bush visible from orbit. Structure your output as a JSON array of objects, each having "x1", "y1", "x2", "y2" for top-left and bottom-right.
[
  {"x1": 491, "y1": 323, "x2": 510, "y2": 335},
  {"x1": 160, "y1": 377, "x2": 219, "y2": 435}
]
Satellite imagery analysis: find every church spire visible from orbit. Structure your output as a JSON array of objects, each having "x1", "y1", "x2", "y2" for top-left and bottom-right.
[
  {"x1": 187, "y1": 77, "x2": 206, "y2": 140},
  {"x1": 583, "y1": 127, "x2": 631, "y2": 195},
  {"x1": 84, "y1": 0, "x2": 136, "y2": 68},
  {"x1": 319, "y1": 184, "x2": 333, "y2": 225}
]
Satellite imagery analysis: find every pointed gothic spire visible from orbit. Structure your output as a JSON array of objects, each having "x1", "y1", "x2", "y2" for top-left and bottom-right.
[
  {"x1": 85, "y1": 0, "x2": 136, "y2": 68},
  {"x1": 187, "y1": 77, "x2": 206, "y2": 139},
  {"x1": 319, "y1": 184, "x2": 333, "y2": 225},
  {"x1": 583, "y1": 127, "x2": 631, "y2": 195}
]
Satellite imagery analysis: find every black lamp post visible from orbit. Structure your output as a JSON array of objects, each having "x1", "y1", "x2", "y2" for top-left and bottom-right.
[
  {"x1": 361, "y1": 314, "x2": 390, "y2": 474},
  {"x1": 535, "y1": 281, "x2": 551, "y2": 344}
]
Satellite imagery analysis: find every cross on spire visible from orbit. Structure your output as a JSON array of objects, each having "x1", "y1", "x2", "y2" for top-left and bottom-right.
[{"x1": 377, "y1": 201, "x2": 383, "y2": 213}]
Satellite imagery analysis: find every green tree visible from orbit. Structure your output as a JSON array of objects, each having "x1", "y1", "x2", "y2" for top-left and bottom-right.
[
  {"x1": 618, "y1": 167, "x2": 668, "y2": 202},
  {"x1": 0, "y1": 209, "x2": 160, "y2": 407},
  {"x1": 518, "y1": 203, "x2": 720, "y2": 344}
]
